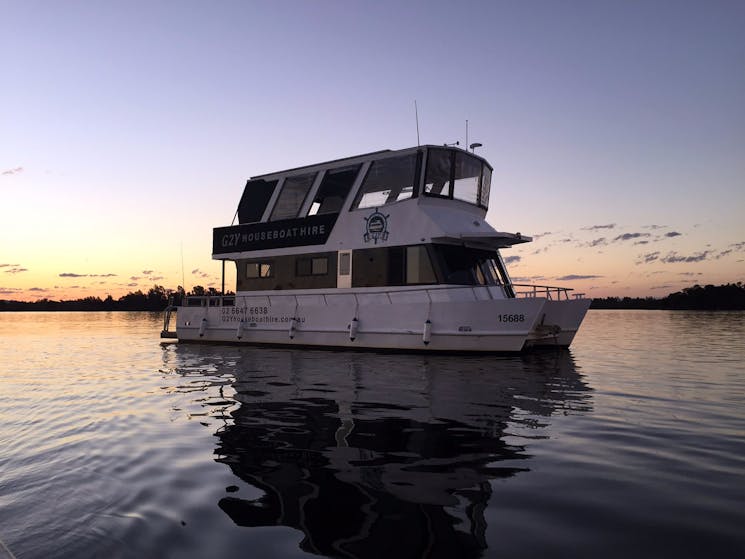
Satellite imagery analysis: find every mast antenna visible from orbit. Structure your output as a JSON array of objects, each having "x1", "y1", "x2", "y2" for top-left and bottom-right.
[{"x1": 414, "y1": 100, "x2": 420, "y2": 146}]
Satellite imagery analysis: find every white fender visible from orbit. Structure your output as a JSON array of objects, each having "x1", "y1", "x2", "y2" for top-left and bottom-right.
[
  {"x1": 289, "y1": 317, "x2": 297, "y2": 339},
  {"x1": 199, "y1": 317, "x2": 207, "y2": 338},
  {"x1": 236, "y1": 320, "x2": 244, "y2": 340},
  {"x1": 349, "y1": 317, "x2": 359, "y2": 341},
  {"x1": 423, "y1": 319, "x2": 432, "y2": 345}
]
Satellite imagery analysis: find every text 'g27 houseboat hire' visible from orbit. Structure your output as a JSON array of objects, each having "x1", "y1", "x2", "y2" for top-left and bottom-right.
[{"x1": 161, "y1": 145, "x2": 591, "y2": 352}]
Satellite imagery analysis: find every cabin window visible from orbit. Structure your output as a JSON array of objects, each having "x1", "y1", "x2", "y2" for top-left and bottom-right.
[
  {"x1": 453, "y1": 152, "x2": 481, "y2": 205},
  {"x1": 406, "y1": 246, "x2": 436, "y2": 284},
  {"x1": 296, "y1": 256, "x2": 329, "y2": 276},
  {"x1": 432, "y1": 245, "x2": 505, "y2": 285},
  {"x1": 237, "y1": 179, "x2": 278, "y2": 223},
  {"x1": 352, "y1": 153, "x2": 418, "y2": 209},
  {"x1": 352, "y1": 245, "x2": 437, "y2": 287},
  {"x1": 270, "y1": 173, "x2": 316, "y2": 221},
  {"x1": 246, "y1": 262, "x2": 273, "y2": 278},
  {"x1": 424, "y1": 148, "x2": 453, "y2": 197},
  {"x1": 308, "y1": 165, "x2": 361, "y2": 216}
]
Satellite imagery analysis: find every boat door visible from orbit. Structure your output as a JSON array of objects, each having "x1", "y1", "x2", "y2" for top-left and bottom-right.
[{"x1": 337, "y1": 250, "x2": 352, "y2": 288}]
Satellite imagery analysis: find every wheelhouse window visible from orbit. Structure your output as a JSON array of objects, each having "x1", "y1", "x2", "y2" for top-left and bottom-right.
[
  {"x1": 423, "y1": 148, "x2": 491, "y2": 209},
  {"x1": 270, "y1": 173, "x2": 316, "y2": 221},
  {"x1": 237, "y1": 179, "x2": 278, "y2": 223},
  {"x1": 246, "y1": 262, "x2": 273, "y2": 278},
  {"x1": 352, "y1": 153, "x2": 419, "y2": 210},
  {"x1": 424, "y1": 148, "x2": 452, "y2": 198},
  {"x1": 453, "y1": 152, "x2": 481, "y2": 205},
  {"x1": 308, "y1": 165, "x2": 361, "y2": 216},
  {"x1": 479, "y1": 166, "x2": 491, "y2": 208}
]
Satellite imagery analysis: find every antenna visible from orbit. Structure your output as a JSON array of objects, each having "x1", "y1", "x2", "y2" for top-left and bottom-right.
[
  {"x1": 466, "y1": 119, "x2": 468, "y2": 151},
  {"x1": 414, "y1": 100, "x2": 420, "y2": 146}
]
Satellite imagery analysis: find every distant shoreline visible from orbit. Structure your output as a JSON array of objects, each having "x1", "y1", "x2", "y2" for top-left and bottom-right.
[{"x1": 2, "y1": 283, "x2": 743, "y2": 312}]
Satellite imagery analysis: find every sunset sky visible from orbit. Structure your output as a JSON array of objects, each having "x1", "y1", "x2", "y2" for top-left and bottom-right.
[{"x1": 2, "y1": 0, "x2": 743, "y2": 302}]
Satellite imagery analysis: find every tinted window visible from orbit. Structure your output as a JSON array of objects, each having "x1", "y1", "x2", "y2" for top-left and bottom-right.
[
  {"x1": 353, "y1": 154, "x2": 418, "y2": 209},
  {"x1": 270, "y1": 173, "x2": 316, "y2": 221},
  {"x1": 308, "y1": 165, "x2": 360, "y2": 215},
  {"x1": 453, "y1": 152, "x2": 481, "y2": 205},
  {"x1": 432, "y1": 245, "x2": 500, "y2": 285},
  {"x1": 480, "y1": 166, "x2": 492, "y2": 208},
  {"x1": 237, "y1": 179, "x2": 277, "y2": 223},
  {"x1": 424, "y1": 148, "x2": 452, "y2": 197},
  {"x1": 406, "y1": 246, "x2": 436, "y2": 284}
]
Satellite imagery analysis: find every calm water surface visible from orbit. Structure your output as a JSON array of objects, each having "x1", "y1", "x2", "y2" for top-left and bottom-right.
[{"x1": 0, "y1": 310, "x2": 743, "y2": 558}]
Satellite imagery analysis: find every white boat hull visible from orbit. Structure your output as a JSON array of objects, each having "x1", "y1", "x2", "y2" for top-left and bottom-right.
[{"x1": 168, "y1": 288, "x2": 591, "y2": 353}]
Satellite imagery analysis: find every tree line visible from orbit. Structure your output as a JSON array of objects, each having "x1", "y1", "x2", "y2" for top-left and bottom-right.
[
  {"x1": 590, "y1": 283, "x2": 745, "y2": 310},
  {"x1": 1, "y1": 282, "x2": 743, "y2": 312},
  {"x1": 0, "y1": 285, "x2": 228, "y2": 312}
]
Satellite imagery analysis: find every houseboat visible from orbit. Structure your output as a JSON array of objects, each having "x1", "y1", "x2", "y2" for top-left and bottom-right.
[{"x1": 161, "y1": 145, "x2": 590, "y2": 352}]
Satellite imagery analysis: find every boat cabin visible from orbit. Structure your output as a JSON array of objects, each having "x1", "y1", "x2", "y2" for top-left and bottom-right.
[{"x1": 212, "y1": 145, "x2": 530, "y2": 296}]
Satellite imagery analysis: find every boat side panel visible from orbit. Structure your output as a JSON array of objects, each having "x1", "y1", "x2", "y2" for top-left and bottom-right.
[{"x1": 175, "y1": 297, "x2": 546, "y2": 352}]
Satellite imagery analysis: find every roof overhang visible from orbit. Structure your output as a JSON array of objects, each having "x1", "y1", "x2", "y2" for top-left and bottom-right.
[{"x1": 431, "y1": 231, "x2": 532, "y2": 250}]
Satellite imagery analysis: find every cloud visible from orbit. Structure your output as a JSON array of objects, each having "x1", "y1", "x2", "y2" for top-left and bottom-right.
[
  {"x1": 1, "y1": 167, "x2": 23, "y2": 176},
  {"x1": 660, "y1": 251, "x2": 711, "y2": 263},
  {"x1": 634, "y1": 240, "x2": 649, "y2": 245},
  {"x1": 665, "y1": 231, "x2": 682, "y2": 238},
  {"x1": 637, "y1": 251, "x2": 660, "y2": 264},
  {"x1": 613, "y1": 232, "x2": 650, "y2": 242},
  {"x1": 28, "y1": 287, "x2": 49, "y2": 292},
  {"x1": 643, "y1": 224, "x2": 667, "y2": 230},
  {"x1": 0, "y1": 264, "x2": 20, "y2": 267},
  {"x1": 532, "y1": 232, "x2": 553, "y2": 240},
  {"x1": 588, "y1": 238, "x2": 607, "y2": 247},
  {"x1": 3, "y1": 267, "x2": 28, "y2": 274},
  {"x1": 503, "y1": 256, "x2": 521, "y2": 264},
  {"x1": 0, "y1": 287, "x2": 22, "y2": 295},
  {"x1": 142, "y1": 269, "x2": 154, "y2": 275},
  {"x1": 129, "y1": 276, "x2": 141, "y2": 281},
  {"x1": 651, "y1": 285, "x2": 673, "y2": 290},
  {"x1": 582, "y1": 224, "x2": 616, "y2": 231},
  {"x1": 59, "y1": 272, "x2": 117, "y2": 278},
  {"x1": 511, "y1": 275, "x2": 547, "y2": 282},
  {"x1": 556, "y1": 274, "x2": 603, "y2": 281}
]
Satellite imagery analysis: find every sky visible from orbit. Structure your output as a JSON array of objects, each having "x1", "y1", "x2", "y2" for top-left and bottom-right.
[{"x1": 2, "y1": 0, "x2": 744, "y2": 301}]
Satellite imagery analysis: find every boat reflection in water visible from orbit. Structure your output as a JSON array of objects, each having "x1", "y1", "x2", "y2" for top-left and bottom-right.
[{"x1": 178, "y1": 347, "x2": 591, "y2": 557}]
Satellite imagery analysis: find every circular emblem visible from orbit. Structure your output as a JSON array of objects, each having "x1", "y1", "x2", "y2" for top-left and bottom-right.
[{"x1": 364, "y1": 209, "x2": 390, "y2": 244}]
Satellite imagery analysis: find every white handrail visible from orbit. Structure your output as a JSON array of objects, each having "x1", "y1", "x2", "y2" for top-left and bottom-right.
[{"x1": 182, "y1": 282, "x2": 578, "y2": 307}]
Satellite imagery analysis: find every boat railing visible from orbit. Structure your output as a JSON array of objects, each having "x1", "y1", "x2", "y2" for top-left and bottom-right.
[
  {"x1": 510, "y1": 284, "x2": 574, "y2": 301},
  {"x1": 182, "y1": 284, "x2": 579, "y2": 308}
]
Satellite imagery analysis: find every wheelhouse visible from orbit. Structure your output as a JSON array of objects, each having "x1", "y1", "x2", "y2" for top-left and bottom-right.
[{"x1": 213, "y1": 145, "x2": 524, "y2": 297}]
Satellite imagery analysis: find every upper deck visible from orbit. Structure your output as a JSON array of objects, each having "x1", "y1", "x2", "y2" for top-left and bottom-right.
[{"x1": 213, "y1": 145, "x2": 530, "y2": 260}]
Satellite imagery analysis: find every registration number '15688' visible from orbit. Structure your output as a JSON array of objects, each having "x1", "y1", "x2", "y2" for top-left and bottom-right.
[{"x1": 498, "y1": 314, "x2": 526, "y2": 323}]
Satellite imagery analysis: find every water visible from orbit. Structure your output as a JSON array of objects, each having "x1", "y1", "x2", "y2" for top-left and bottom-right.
[{"x1": 0, "y1": 310, "x2": 743, "y2": 558}]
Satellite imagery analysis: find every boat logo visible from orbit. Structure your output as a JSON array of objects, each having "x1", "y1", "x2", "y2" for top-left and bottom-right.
[{"x1": 363, "y1": 209, "x2": 389, "y2": 244}]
